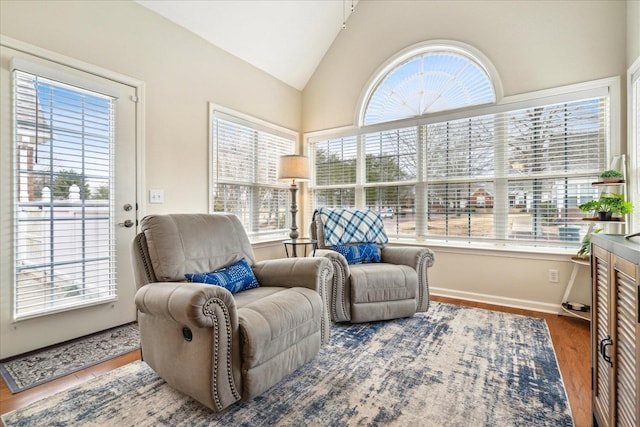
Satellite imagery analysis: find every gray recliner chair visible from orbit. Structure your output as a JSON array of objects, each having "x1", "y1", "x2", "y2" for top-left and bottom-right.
[
  {"x1": 131, "y1": 213, "x2": 333, "y2": 412},
  {"x1": 311, "y1": 208, "x2": 435, "y2": 323}
]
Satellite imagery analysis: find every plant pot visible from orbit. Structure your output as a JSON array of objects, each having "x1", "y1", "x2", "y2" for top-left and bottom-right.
[
  {"x1": 598, "y1": 211, "x2": 612, "y2": 221},
  {"x1": 602, "y1": 177, "x2": 623, "y2": 183}
]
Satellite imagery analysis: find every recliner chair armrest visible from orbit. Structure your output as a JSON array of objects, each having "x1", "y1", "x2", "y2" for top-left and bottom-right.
[
  {"x1": 313, "y1": 248, "x2": 352, "y2": 323},
  {"x1": 252, "y1": 257, "x2": 333, "y2": 291},
  {"x1": 381, "y1": 246, "x2": 435, "y2": 270},
  {"x1": 135, "y1": 281, "x2": 243, "y2": 412},
  {"x1": 135, "y1": 282, "x2": 238, "y2": 330},
  {"x1": 313, "y1": 249, "x2": 350, "y2": 280}
]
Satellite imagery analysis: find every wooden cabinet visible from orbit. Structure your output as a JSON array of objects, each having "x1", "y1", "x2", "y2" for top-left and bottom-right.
[{"x1": 591, "y1": 234, "x2": 640, "y2": 427}]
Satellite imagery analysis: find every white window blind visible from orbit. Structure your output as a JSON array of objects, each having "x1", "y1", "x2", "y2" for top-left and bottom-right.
[
  {"x1": 310, "y1": 94, "x2": 608, "y2": 247},
  {"x1": 13, "y1": 70, "x2": 116, "y2": 319},
  {"x1": 211, "y1": 110, "x2": 295, "y2": 240}
]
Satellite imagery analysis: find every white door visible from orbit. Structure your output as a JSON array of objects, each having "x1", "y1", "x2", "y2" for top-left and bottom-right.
[{"x1": 0, "y1": 44, "x2": 139, "y2": 358}]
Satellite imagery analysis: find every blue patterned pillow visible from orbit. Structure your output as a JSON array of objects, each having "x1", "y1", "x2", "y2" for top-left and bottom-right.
[
  {"x1": 333, "y1": 243, "x2": 381, "y2": 265},
  {"x1": 185, "y1": 258, "x2": 259, "y2": 294}
]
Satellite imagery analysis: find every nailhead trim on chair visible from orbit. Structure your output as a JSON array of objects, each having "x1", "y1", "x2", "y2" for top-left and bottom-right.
[
  {"x1": 203, "y1": 298, "x2": 241, "y2": 410},
  {"x1": 416, "y1": 251, "x2": 432, "y2": 312},
  {"x1": 134, "y1": 233, "x2": 155, "y2": 285},
  {"x1": 329, "y1": 258, "x2": 349, "y2": 322},
  {"x1": 319, "y1": 263, "x2": 333, "y2": 344},
  {"x1": 416, "y1": 252, "x2": 433, "y2": 311}
]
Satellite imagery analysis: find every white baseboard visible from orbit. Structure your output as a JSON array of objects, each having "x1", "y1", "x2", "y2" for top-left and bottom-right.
[{"x1": 430, "y1": 286, "x2": 561, "y2": 315}]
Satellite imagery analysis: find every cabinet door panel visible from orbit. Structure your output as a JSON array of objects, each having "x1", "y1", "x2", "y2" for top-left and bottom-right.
[
  {"x1": 612, "y1": 255, "x2": 638, "y2": 427},
  {"x1": 592, "y1": 245, "x2": 612, "y2": 427}
]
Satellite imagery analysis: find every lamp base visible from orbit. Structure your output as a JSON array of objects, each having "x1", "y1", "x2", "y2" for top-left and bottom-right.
[{"x1": 289, "y1": 182, "x2": 299, "y2": 240}]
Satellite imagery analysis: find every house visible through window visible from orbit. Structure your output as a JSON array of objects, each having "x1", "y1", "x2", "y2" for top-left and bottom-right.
[
  {"x1": 210, "y1": 106, "x2": 297, "y2": 240},
  {"x1": 309, "y1": 43, "x2": 610, "y2": 248}
]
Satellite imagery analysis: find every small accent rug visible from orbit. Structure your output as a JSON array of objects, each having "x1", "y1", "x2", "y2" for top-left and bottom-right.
[
  {"x1": 1, "y1": 303, "x2": 573, "y2": 426},
  {"x1": 0, "y1": 324, "x2": 140, "y2": 394}
]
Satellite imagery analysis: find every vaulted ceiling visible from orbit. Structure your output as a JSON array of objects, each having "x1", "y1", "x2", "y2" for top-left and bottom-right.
[{"x1": 136, "y1": 0, "x2": 357, "y2": 90}]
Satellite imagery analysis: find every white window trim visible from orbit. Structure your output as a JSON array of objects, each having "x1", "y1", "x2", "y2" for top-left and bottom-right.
[
  {"x1": 628, "y1": 57, "x2": 640, "y2": 234},
  {"x1": 306, "y1": 77, "x2": 621, "y2": 254}
]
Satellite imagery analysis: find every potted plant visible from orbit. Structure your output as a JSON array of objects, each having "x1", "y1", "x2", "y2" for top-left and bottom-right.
[
  {"x1": 599, "y1": 169, "x2": 624, "y2": 183},
  {"x1": 578, "y1": 193, "x2": 633, "y2": 220},
  {"x1": 602, "y1": 193, "x2": 633, "y2": 218},
  {"x1": 578, "y1": 199, "x2": 604, "y2": 219}
]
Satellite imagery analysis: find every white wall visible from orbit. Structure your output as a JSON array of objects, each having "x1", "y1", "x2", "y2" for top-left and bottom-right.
[
  {"x1": 302, "y1": 0, "x2": 628, "y2": 311},
  {"x1": 0, "y1": 0, "x2": 297, "y2": 261}
]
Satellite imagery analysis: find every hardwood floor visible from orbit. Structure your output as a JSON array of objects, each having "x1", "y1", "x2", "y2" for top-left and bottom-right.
[{"x1": 0, "y1": 297, "x2": 591, "y2": 426}]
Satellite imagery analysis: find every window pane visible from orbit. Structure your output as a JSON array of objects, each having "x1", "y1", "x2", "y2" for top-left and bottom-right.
[
  {"x1": 14, "y1": 71, "x2": 116, "y2": 319},
  {"x1": 313, "y1": 188, "x2": 355, "y2": 208},
  {"x1": 212, "y1": 184, "x2": 251, "y2": 226},
  {"x1": 313, "y1": 136, "x2": 357, "y2": 186},
  {"x1": 426, "y1": 182, "x2": 495, "y2": 239},
  {"x1": 365, "y1": 185, "x2": 416, "y2": 236},
  {"x1": 364, "y1": 128, "x2": 417, "y2": 183},
  {"x1": 507, "y1": 98, "x2": 606, "y2": 177},
  {"x1": 256, "y1": 187, "x2": 288, "y2": 233},
  {"x1": 427, "y1": 115, "x2": 495, "y2": 179},
  {"x1": 507, "y1": 178, "x2": 599, "y2": 242}
]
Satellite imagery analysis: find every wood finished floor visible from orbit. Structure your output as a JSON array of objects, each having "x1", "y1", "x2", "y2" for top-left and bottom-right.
[{"x1": 0, "y1": 296, "x2": 591, "y2": 426}]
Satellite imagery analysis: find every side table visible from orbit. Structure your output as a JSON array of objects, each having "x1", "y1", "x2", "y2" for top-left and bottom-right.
[{"x1": 283, "y1": 238, "x2": 317, "y2": 258}]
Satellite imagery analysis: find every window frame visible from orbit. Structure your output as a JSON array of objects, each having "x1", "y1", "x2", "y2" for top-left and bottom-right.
[
  {"x1": 11, "y1": 63, "x2": 119, "y2": 320},
  {"x1": 209, "y1": 104, "x2": 299, "y2": 242},
  {"x1": 307, "y1": 77, "x2": 620, "y2": 252}
]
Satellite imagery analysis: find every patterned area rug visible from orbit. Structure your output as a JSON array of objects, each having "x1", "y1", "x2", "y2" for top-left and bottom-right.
[
  {"x1": 1, "y1": 303, "x2": 573, "y2": 426},
  {"x1": 0, "y1": 324, "x2": 140, "y2": 393}
]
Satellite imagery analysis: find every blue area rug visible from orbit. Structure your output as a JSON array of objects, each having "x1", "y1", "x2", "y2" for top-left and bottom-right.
[{"x1": 1, "y1": 302, "x2": 573, "y2": 426}]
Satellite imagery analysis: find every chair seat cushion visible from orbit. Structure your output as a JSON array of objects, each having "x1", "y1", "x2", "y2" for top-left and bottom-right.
[
  {"x1": 237, "y1": 287, "x2": 322, "y2": 371},
  {"x1": 350, "y1": 263, "x2": 417, "y2": 304}
]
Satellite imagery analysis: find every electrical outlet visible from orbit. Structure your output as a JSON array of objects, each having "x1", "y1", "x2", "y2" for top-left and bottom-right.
[
  {"x1": 149, "y1": 189, "x2": 164, "y2": 204},
  {"x1": 548, "y1": 269, "x2": 559, "y2": 283}
]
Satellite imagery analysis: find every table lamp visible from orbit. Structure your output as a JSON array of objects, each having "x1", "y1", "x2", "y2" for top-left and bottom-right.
[{"x1": 278, "y1": 155, "x2": 310, "y2": 239}]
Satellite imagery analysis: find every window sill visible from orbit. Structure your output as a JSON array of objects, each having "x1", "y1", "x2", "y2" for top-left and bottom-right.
[
  {"x1": 251, "y1": 237, "x2": 288, "y2": 249},
  {"x1": 387, "y1": 237, "x2": 579, "y2": 260}
]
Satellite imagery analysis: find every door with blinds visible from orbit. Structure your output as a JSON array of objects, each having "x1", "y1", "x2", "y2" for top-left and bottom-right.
[{"x1": 0, "y1": 45, "x2": 139, "y2": 358}]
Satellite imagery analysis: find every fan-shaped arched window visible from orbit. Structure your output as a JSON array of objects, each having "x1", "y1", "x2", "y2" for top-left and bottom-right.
[{"x1": 362, "y1": 43, "x2": 497, "y2": 126}]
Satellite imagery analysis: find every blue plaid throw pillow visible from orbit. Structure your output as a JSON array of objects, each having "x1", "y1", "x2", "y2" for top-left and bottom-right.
[
  {"x1": 333, "y1": 243, "x2": 381, "y2": 264},
  {"x1": 185, "y1": 258, "x2": 259, "y2": 294}
]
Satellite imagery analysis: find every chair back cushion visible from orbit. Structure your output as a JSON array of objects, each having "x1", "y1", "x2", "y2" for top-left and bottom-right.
[
  {"x1": 141, "y1": 213, "x2": 256, "y2": 282},
  {"x1": 312, "y1": 208, "x2": 388, "y2": 248}
]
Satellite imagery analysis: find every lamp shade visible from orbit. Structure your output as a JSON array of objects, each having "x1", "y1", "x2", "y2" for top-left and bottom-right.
[{"x1": 278, "y1": 155, "x2": 310, "y2": 181}]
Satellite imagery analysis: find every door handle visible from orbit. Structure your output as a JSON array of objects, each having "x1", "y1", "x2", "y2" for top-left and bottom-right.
[
  {"x1": 118, "y1": 219, "x2": 134, "y2": 228},
  {"x1": 599, "y1": 336, "x2": 613, "y2": 367}
]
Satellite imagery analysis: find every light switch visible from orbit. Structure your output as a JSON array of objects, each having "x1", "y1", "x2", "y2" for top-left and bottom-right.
[{"x1": 149, "y1": 189, "x2": 164, "y2": 204}]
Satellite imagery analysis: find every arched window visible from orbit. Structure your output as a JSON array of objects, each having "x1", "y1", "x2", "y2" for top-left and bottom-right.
[
  {"x1": 311, "y1": 41, "x2": 611, "y2": 248},
  {"x1": 361, "y1": 42, "x2": 499, "y2": 126}
]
